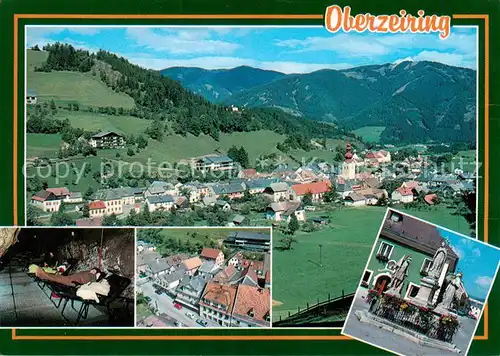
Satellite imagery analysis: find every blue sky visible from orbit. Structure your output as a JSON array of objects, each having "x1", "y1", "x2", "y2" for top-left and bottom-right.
[
  {"x1": 26, "y1": 26, "x2": 477, "y2": 73},
  {"x1": 438, "y1": 227, "x2": 500, "y2": 301}
]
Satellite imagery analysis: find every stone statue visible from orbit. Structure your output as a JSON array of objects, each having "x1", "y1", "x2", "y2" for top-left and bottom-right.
[
  {"x1": 387, "y1": 255, "x2": 412, "y2": 294},
  {"x1": 437, "y1": 273, "x2": 463, "y2": 311},
  {"x1": 428, "y1": 242, "x2": 448, "y2": 280}
]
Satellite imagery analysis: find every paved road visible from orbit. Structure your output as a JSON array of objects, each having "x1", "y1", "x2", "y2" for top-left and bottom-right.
[
  {"x1": 343, "y1": 289, "x2": 478, "y2": 356},
  {"x1": 141, "y1": 281, "x2": 220, "y2": 328}
]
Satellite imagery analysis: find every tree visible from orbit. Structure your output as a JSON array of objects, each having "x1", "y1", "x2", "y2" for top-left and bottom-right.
[
  {"x1": 26, "y1": 205, "x2": 41, "y2": 226},
  {"x1": 84, "y1": 186, "x2": 94, "y2": 200},
  {"x1": 50, "y1": 211, "x2": 73, "y2": 226},
  {"x1": 103, "y1": 214, "x2": 120, "y2": 226},
  {"x1": 82, "y1": 204, "x2": 90, "y2": 218},
  {"x1": 279, "y1": 236, "x2": 298, "y2": 251},
  {"x1": 127, "y1": 147, "x2": 135, "y2": 156},
  {"x1": 323, "y1": 184, "x2": 339, "y2": 203},
  {"x1": 288, "y1": 213, "x2": 300, "y2": 235},
  {"x1": 27, "y1": 176, "x2": 44, "y2": 193},
  {"x1": 125, "y1": 209, "x2": 138, "y2": 226},
  {"x1": 136, "y1": 135, "x2": 148, "y2": 149},
  {"x1": 302, "y1": 191, "x2": 313, "y2": 206}
]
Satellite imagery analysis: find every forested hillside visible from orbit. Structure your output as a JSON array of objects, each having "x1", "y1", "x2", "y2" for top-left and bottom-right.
[
  {"x1": 167, "y1": 61, "x2": 476, "y2": 144},
  {"x1": 31, "y1": 43, "x2": 354, "y2": 144}
]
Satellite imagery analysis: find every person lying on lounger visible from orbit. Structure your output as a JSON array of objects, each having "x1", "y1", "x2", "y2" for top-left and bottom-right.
[{"x1": 35, "y1": 267, "x2": 103, "y2": 287}]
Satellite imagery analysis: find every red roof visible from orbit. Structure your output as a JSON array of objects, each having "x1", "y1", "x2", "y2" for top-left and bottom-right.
[
  {"x1": 241, "y1": 168, "x2": 257, "y2": 177},
  {"x1": 396, "y1": 187, "x2": 413, "y2": 196},
  {"x1": 200, "y1": 282, "x2": 237, "y2": 312},
  {"x1": 200, "y1": 247, "x2": 222, "y2": 260},
  {"x1": 46, "y1": 187, "x2": 70, "y2": 196},
  {"x1": 232, "y1": 285, "x2": 270, "y2": 325},
  {"x1": 365, "y1": 152, "x2": 376, "y2": 159},
  {"x1": 89, "y1": 200, "x2": 106, "y2": 210},
  {"x1": 292, "y1": 181, "x2": 331, "y2": 196},
  {"x1": 425, "y1": 194, "x2": 438, "y2": 205},
  {"x1": 403, "y1": 181, "x2": 419, "y2": 189}
]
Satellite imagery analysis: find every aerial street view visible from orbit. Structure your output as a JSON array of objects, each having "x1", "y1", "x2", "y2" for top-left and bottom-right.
[
  {"x1": 0, "y1": 227, "x2": 134, "y2": 327},
  {"x1": 342, "y1": 210, "x2": 500, "y2": 356},
  {"x1": 135, "y1": 228, "x2": 271, "y2": 328},
  {"x1": 24, "y1": 26, "x2": 477, "y2": 328}
]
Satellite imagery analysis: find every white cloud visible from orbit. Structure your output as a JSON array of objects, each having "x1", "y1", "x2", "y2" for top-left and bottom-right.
[
  {"x1": 276, "y1": 34, "x2": 389, "y2": 57},
  {"x1": 125, "y1": 28, "x2": 240, "y2": 55},
  {"x1": 475, "y1": 276, "x2": 493, "y2": 289},
  {"x1": 117, "y1": 53, "x2": 352, "y2": 73},
  {"x1": 276, "y1": 28, "x2": 476, "y2": 64},
  {"x1": 406, "y1": 50, "x2": 476, "y2": 69}
]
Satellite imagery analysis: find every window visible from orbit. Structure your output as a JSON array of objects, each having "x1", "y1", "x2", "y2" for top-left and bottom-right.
[
  {"x1": 377, "y1": 242, "x2": 393, "y2": 258},
  {"x1": 390, "y1": 211, "x2": 403, "y2": 222},
  {"x1": 420, "y1": 258, "x2": 432, "y2": 275},
  {"x1": 361, "y1": 270, "x2": 373, "y2": 287},
  {"x1": 406, "y1": 283, "x2": 420, "y2": 299}
]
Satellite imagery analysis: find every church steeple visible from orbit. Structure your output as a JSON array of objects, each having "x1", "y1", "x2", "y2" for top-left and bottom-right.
[{"x1": 344, "y1": 143, "x2": 353, "y2": 160}]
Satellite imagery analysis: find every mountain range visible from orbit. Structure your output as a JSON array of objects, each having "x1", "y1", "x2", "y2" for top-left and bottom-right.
[{"x1": 161, "y1": 61, "x2": 476, "y2": 144}]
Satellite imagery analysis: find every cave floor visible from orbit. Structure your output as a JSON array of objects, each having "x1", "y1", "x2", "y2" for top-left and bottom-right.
[{"x1": 0, "y1": 258, "x2": 110, "y2": 327}]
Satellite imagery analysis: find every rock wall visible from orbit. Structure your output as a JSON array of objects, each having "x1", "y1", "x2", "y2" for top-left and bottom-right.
[
  {"x1": 58, "y1": 228, "x2": 135, "y2": 299},
  {"x1": 0, "y1": 228, "x2": 20, "y2": 258}
]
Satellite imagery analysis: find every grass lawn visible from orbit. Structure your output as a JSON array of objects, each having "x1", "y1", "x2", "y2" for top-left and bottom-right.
[
  {"x1": 99, "y1": 130, "x2": 287, "y2": 167},
  {"x1": 272, "y1": 205, "x2": 472, "y2": 322},
  {"x1": 450, "y1": 150, "x2": 476, "y2": 173},
  {"x1": 58, "y1": 111, "x2": 151, "y2": 135},
  {"x1": 26, "y1": 133, "x2": 61, "y2": 157},
  {"x1": 136, "y1": 303, "x2": 154, "y2": 320},
  {"x1": 352, "y1": 126, "x2": 386, "y2": 143},
  {"x1": 26, "y1": 156, "x2": 107, "y2": 193},
  {"x1": 27, "y1": 50, "x2": 135, "y2": 109}
]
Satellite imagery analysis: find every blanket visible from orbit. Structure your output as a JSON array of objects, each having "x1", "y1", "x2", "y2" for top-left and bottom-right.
[
  {"x1": 29, "y1": 264, "x2": 56, "y2": 274},
  {"x1": 76, "y1": 279, "x2": 111, "y2": 303},
  {"x1": 35, "y1": 267, "x2": 97, "y2": 286}
]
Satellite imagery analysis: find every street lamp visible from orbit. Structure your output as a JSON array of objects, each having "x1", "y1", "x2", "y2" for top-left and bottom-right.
[{"x1": 319, "y1": 244, "x2": 323, "y2": 266}]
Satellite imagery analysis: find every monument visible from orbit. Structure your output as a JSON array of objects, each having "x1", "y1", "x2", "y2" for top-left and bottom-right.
[
  {"x1": 412, "y1": 241, "x2": 448, "y2": 307},
  {"x1": 434, "y1": 273, "x2": 464, "y2": 314},
  {"x1": 386, "y1": 255, "x2": 412, "y2": 297}
]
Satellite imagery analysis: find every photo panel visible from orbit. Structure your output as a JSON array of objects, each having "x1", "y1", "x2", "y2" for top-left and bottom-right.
[
  {"x1": 0, "y1": 227, "x2": 135, "y2": 327},
  {"x1": 135, "y1": 227, "x2": 271, "y2": 328},
  {"x1": 342, "y1": 209, "x2": 500, "y2": 355}
]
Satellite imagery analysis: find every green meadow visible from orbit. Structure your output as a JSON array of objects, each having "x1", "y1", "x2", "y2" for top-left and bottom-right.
[
  {"x1": 353, "y1": 126, "x2": 386, "y2": 143},
  {"x1": 272, "y1": 205, "x2": 472, "y2": 322}
]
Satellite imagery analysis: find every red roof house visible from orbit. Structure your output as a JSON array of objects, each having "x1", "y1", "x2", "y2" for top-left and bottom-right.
[
  {"x1": 424, "y1": 194, "x2": 439, "y2": 205},
  {"x1": 291, "y1": 180, "x2": 331, "y2": 197},
  {"x1": 89, "y1": 201, "x2": 106, "y2": 210}
]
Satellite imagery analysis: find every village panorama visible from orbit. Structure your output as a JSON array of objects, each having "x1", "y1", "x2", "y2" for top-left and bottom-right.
[{"x1": 25, "y1": 32, "x2": 477, "y2": 327}]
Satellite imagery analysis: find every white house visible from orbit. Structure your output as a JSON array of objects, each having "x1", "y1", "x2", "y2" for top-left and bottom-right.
[
  {"x1": 391, "y1": 187, "x2": 414, "y2": 203},
  {"x1": 263, "y1": 182, "x2": 289, "y2": 202},
  {"x1": 146, "y1": 195, "x2": 174, "y2": 212}
]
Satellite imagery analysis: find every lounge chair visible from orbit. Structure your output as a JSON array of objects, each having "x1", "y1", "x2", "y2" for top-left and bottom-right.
[{"x1": 45, "y1": 272, "x2": 131, "y2": 325}]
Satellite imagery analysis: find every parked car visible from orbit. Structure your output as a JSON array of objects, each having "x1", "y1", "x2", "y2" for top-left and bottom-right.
[
  {"x1": 185, "y1": 312, "x2": 195, "y2": 319},
  {"x1": 174, "y1": 321, "x2": 183, "y2": 327},
  {"x1": 154, "y1": 289, "x2": 162, "y2": 295},
  {"x1": 196, "y1": 319, "x2": 208, "y2": 327},
  {"x1": 174, "y1": 303, "x2": 182, "y2": 310}
]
